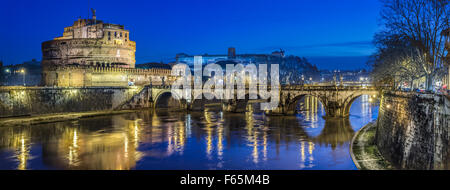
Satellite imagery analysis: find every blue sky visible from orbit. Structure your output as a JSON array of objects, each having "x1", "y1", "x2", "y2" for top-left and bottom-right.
[{"x1": 0, "y1": 0, "x2": 382, "y2": 69}]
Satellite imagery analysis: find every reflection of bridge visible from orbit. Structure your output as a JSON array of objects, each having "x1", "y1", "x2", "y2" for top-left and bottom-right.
[{"x1": 121, "y1": 85, "x2": 379, "y2": 118}]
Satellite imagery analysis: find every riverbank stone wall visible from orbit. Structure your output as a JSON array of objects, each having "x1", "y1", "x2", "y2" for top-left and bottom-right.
[
  {"x1": 375, "y1": 91, "x2": 449, "y2": 170},
  {"x1": 0, "y1": 86, "x2": 149, "y2": 118}
]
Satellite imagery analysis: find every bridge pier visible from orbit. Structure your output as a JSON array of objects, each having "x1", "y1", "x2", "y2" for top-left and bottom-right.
[
  {"x1": 222, "y1": 100, "x2": 247, "y2": 113},
  {"x1": 323, "y1": 101, "x2": 349, "y2": 118},
  {"x1": 264, "y1": 106, "x2": 286, "y2": 116}
]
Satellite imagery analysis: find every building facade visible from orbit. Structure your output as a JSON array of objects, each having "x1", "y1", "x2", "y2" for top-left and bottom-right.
[
  {"x1": 175, "y1": 48, "x2": 285, "y2": 66},
  {"x1": 41, "y1": 11, "x2": 173, "y2": 87}
]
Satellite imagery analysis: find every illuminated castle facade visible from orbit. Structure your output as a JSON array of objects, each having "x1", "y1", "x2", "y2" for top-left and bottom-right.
[{"x1": 41, "y1": 10, "x2": 173, "y2": 87}]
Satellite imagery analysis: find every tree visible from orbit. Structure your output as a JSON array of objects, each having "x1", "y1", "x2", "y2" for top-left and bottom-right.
[
  {"x1": 373, "y1": 0, "x2": 450, "y2": 90},
  {"x1": 371, "y1": 34, "x2": 429, "y2": 89}
]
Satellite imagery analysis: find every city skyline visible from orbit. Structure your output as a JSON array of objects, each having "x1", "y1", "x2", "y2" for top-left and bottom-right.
[{"x1": 0, "y1": 0, "x2": 381, "y2": 69}]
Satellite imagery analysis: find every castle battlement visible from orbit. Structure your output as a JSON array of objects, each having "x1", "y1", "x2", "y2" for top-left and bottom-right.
[{"x1": 43, "y1": 64, "x2": 174, "y2": 87}]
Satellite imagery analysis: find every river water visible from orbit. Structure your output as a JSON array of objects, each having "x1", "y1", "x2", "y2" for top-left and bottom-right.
[{"x1": 0, "y1": 95, "x2": 378, "y2": 170}]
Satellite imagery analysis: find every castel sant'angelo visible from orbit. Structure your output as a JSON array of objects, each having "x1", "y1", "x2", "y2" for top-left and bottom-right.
[{"x1": 41, "y1": 10, "x2": 174, "y2": 87}]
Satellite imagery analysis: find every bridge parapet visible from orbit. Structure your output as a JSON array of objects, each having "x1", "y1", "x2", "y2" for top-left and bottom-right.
[{"x1": 281, "y1": 85, "x2": 377, "y2": 91}]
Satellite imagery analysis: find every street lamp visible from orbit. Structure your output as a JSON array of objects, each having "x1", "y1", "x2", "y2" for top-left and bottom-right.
[
  {"x1": 20, "y1": 69, "x2": 25, "y2": 86},
  {"x1": 2, "y1": 69, "x2": 11, "y2": 86}
]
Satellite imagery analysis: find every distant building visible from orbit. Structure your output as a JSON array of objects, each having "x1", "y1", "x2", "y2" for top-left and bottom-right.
[
  {"x1": 175, "y1": 47, "x2": 285, "y2": 66},
  {"x1": 320, "y1": 69, "x2": 371, "y2": 85},
  {"x1": 2, "y1": 59, "x2": 42, "y2": 86},
  {"x1": 41, "y1": 10, "x2": 173, "y2": 87},
  {"x1": 228, "y1": 47, "x2": 236, "y2": 59}
]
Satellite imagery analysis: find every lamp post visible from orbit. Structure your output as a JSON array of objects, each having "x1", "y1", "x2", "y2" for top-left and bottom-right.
[
  {"x1": 3, "y1": 69, "x2": 11, "y2": 86},
  {"x1": 20, "y1": 69, "x2": 25, "y2": 86}
]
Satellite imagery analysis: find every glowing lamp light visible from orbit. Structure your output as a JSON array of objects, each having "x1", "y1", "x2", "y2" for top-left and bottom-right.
[
  {"x1": 69, "y1": 89, "x2": 78, "y2": 95},
  {"x1": 386, "y1": 104, "x2": 391, "y2": 109}
]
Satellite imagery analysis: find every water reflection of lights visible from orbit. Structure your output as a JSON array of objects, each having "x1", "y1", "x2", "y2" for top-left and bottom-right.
[
  {"x1": 361, "y1": 95, "x2": 368, "y2": 116},
  {"x1": 204, "y1": 110, "x2": 214, "y2": 159},
  {"x1": 17, "y1": 134, "x2": 30, "y2": 170},
  {"x1": 186, "y1": 114, "x2": 192, "y2": 137},
  {"x1": 263, "y1": 129, "x2": 268, "y2": 161},
  {"x1": 217, "y1": 124, "x2": 224, "y2": 158},
  {"x1": 299, "y1": 140, "x2": 316, "y2": 169},
  {"x1": 124, "y1": 136, "x2": 129, "y2": 158},
  {"x1": 301, "y1": 96, "x2": 321, "y2": 129},
  {"x1": 300, "y1": 141, "x2": 305, "y2": 164},
  {"x1": 308, "y1": 142, "x2": 315, "y2": 164},
  {"x1": 245, "y1": 105, "x2": 260, "y2": 164},
  {"x1": 133, "y1": 120, "x2": 140, "y2": 148},
  {"x1": 0, "y1": 97, "x2": 378, "y2": 170},
  {"x1": 359, "y1": 95, "x2": 373, "y2": 117},
  {"x1": 252, "y1": 135, "x2": 259, "y2": 164},
  {"x1": 68, "y1": 129, "x2": 80, "y2": 167},
  {"x1": 167, "y1": 122, "x2": 186, "y2": 155},
  {"x1": 217, "y1": 112, "x2": 225, "y2": 159}
]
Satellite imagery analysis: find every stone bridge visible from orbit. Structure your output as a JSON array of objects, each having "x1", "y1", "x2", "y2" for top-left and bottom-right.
[
  {"x1": 122, "y1": 85, "x2": 380, "y2": 118},
  {"x1": 271, "y1": 85, "x2": 379, "y2": 118}
]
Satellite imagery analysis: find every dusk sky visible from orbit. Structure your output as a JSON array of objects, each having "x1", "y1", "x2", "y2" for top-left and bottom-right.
[{"x1": 0, "y1": 0, "x2": 382, "y2": 70}]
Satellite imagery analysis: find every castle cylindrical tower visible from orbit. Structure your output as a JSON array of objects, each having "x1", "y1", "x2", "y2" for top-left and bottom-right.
[{"x1": 41, "y1": 14, "x2": 136, "y2": 86}]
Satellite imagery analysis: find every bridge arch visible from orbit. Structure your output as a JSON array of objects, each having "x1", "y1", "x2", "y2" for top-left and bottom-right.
[
  {"x1": 153, "y1": 90, "x2": 184, "y2": 109},
  {"x1": 342, "y1": 92, "x2": 379, "y2": 117},
  {"x1": 286, "y1": 94, "x2": 326, "y2": 115}
]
